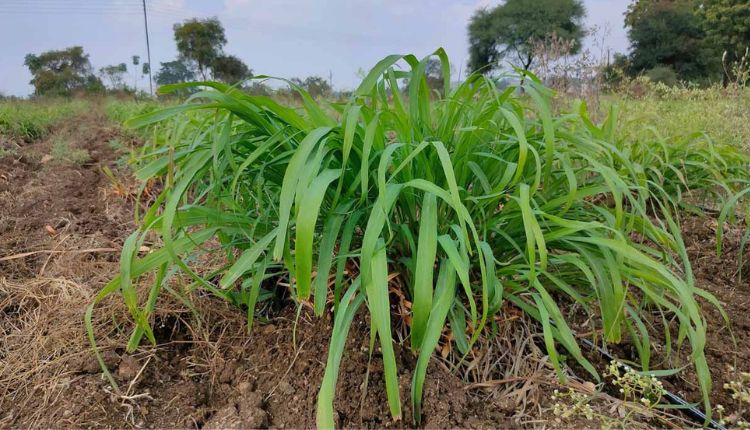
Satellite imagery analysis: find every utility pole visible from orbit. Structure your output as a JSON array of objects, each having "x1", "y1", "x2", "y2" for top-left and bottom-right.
[{"x1": 142, "y1": 0, "x2": 154, "y2": 96}]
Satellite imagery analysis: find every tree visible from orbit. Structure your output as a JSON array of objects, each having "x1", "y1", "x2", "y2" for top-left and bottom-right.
[
  {"x1": 423, "y1": 58, "x2": 445, "y2": 93},
  {"x1": 290, "y1": 76, "x2": 331, "y2": 98},
  {"x1": 99, "y1": 63, "x2": 128, "y2": 90},
  {"x1": 154, "y1": 59, "x2": 196, "y2": 85},
  {"x1": 400, "y1": 58, "x2": 446, "y2": 96},
  {"x1": 212, "y1": 55, "x2": 251, "y2": 85},
  {"x1": 699, "y1": 0, "x2": 750, "y2": 83},
  {"x1": 625, "y1": 0, "x2": 714, "y2": 80},
  {"x1": 173, "y1": 17, "x2": 226, "y2": 80},
  {"x1": 24, "y1": 46, "x2": 103, "y2": 96},
  {"x1": 467, "y1": 0, "x2": 586, "y2": 74}
]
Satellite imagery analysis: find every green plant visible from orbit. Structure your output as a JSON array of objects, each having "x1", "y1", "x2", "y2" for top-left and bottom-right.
[
  {"x1": 552, "y1": 388, "x2": 597, "y2": 422},
  {"x1": 24, "y1": 46, "x2": 104, "y2": 96},
  {"x1": 625, "y1": 0, "x2": 716, "y2": 81},
  {"x1": 0, "y1": 147, "x2": 17, "y2": 158},
  {"x1": 606, "y1": 360, "x2": 665, "y2": 406},
  {"x1": 646, "y1": 66, "x2": 678, "y2": 86},
  {"x1": 87, "y1": 50, "x2": 750, "y2": 426},
  {"x1": 467, "y1": 0, "x2": 586, "y2": 73},
  {"x1": 718, "y1": 367, "x2": 750, "y2": 428},
  {"x1": 609, "y1": 84, "x2": 750, "y2": 152},
  {"x1": 51, "y1": 138, "x2": 89, "y2": 165},
  {"x1": 0, "y1": 100, "x2": 87, "y2": 141},
  {"x1": 103, "y1": 100, "x2": 160, "y2": 125}
]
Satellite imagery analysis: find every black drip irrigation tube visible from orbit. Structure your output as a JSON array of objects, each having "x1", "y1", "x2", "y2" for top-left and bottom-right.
[{"x1": 577, "y1": 337, "x2": 726, "y2": 430}]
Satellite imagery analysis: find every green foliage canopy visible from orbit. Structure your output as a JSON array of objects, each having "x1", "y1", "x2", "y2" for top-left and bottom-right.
[
  {"x1": 154, "y1": 60, "x2": 196, "y2": 86},
  {"x1": 699, "y1": 0, "x2": 750, "y2": 77},
  {"x1": 625, "y1": 0, "x2": 714, "y2": 80},
  {"x1": 171, "y1": 17, "x2": 251, "y2": 85},
  {"x1": 212, "y1": 54, "x2": 252, "y2": 85},
  {"x1": 23, "y1": 46, "x2": 103, "y2": 96},
  {"x1": 99, "y1": 63, "x2": 128, "y2": 90},
  {"x1": 173, "y1": 17, "x2": 227, "y2": 80},
  {"x1": 290, "y1": 75, "x2": 332, "y2": 98},
  {"x1": 467, "y1": 0, "x2": 586, "y2": 73}
]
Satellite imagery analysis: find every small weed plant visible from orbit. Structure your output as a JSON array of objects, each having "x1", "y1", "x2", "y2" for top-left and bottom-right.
[
  {"x1": 0, "y1": 147, "x2": 17, "y2": 159},
  {"x1": 606, "y1": 360, "x2": 665, "y2": 407},
  {"x1": 51, "y1": 138, "x2": 89, "y2": 165},
  {"x1": 718, "y1": 367, "x2": 750, "y2": 428},
  {"x1": 0, "y1": 100, "x2": 86, "y2": 141}
]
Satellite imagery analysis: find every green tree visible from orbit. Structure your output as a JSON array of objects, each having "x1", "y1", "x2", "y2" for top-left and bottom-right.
[
  {"x1": 173, "y1": 17, "x2": 226, "y2": 80},
  {"x1": 24, "y1": 46, "x2": 103, "y2": 96},
  {"x1": 467, "y1": 0, "x2": 586, "y2": 73},
  {"x1": 212, "y1": 54, "x2": 251, "y2": 85},
  {"x1": 154, "y1": 59, "x2": 196, "y2": 86},
  {"x1": 291, "y1": 76, "x2": 331, "y2": 98},
  {"x1": 625, "y1": 0, "x2": 714, "y2": 79},
  {"x1": 423, "y1": 58, "x2": 445, "y2": 93},
  {"x1": 99, "y1": 63, "x2": 128, "y2": 90},
  {"x1": 400, "y1": 58, "x2": 446, "y2": 96},
  {"x1": 699, "y1": 0, "x2": 750, "y2": 83}
]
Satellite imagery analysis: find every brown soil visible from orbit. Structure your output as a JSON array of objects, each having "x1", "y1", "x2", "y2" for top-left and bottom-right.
[
  {"x1": 1, "y1": 111, "x2": 747, "y2": 429},
  {"x1": 671, "y1": 216, "x2": 750, "y2": 412}
]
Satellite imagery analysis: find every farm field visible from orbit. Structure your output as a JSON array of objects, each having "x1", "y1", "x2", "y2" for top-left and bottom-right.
[
  {"x1": 4, "y1": 0, "x2": 750, "y2": 427},
  {"x1": 1, "y1": 63, "x2": 749, "y2": 429}
]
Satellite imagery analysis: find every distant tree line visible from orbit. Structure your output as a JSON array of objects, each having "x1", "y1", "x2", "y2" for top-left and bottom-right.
[
  {"x1": 24, "y1": 47, "x2": 104, "y2": 96},
  {"x1": 466, "y1": 0, "x2": 750, "y2": 86},
  {"x1": 24, "y1": 17, "x2": 333, "y2": 98},
  {"x1": 621, "y1": 0, "x2": 750, "y2": 84}
]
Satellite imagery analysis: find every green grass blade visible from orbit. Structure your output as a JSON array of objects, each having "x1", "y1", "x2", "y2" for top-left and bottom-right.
[{"x1": 410, "y1": 192, "x2": 438, "y2": 350}]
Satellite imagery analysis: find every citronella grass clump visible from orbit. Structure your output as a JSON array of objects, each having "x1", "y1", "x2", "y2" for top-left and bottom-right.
[{"x1": 87, "y1": 50, "x2": 750, "y2": 426}]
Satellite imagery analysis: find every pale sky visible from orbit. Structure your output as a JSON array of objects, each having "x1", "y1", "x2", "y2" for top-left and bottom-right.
[{"x1": 0, "y1": 0, "x2": 631, "y2": 97}]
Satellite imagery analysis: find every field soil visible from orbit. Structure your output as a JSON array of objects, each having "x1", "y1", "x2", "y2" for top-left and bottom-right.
[{"x1": 1, "y1": 112, "x2": 748, "y2": 428}]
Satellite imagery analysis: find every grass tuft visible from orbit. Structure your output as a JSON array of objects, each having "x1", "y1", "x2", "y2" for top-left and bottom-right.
[
  {"x1": 51, "y1": 138, "x2": 90, "y2": 165},
  {"x1": 87, "y1": 50, "x2": 750, "y2": 425}
]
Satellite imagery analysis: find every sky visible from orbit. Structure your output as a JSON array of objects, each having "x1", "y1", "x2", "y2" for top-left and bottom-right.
[{"x1": 0, "y1": 0, "x2": 632, "y2": 97}]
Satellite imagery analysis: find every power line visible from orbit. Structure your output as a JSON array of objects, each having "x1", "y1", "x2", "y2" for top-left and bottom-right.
[
  {"x1": 0, "y1": 8, "x2": 186, "y2": 16},
  {"x1": 0, "y1": 0, "x2": 183, "y2": 9},
  {"x1": 0, "y1": 1, "x2": 187, "y2": 15}
]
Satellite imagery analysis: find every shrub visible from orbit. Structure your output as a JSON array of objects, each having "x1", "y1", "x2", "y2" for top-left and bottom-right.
[{"x1": 646, "y1": 65, "x2": 678, "y2": 86}]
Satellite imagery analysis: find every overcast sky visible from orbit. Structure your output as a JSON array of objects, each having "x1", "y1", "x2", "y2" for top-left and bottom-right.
[{"x1": 0, "y1": 0, "x2": 631, "y2": 97}]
